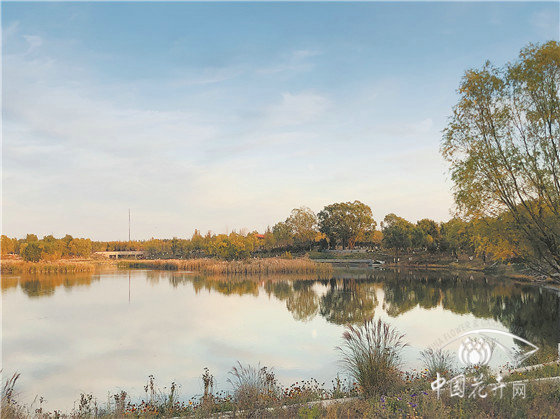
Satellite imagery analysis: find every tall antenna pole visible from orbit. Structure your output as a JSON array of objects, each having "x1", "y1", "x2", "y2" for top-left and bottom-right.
[{"x1": 128, "y1": 208, "x2": 131, "y2": 242}]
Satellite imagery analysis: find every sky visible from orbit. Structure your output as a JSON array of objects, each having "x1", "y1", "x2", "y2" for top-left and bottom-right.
[{"x1": 2, "y1": 1, "x2": 559, "y2": 241}]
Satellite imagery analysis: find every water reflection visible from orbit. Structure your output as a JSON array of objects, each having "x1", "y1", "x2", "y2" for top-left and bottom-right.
[
  {"x1": 163, "y1": 269, "x2": 558, "y2": 350},
  {"x1": 137, "y1": 269, "x2": 560, "y2": 351},
  {"x1": 4, "y1": 269, "x2": 558, "y2": 350},
  {"x1": 2, "y1": 268, "x2": 558, "y2": 411},
  {"x1": 2, "y1": 274, "x2": 100, "y2": 297}
]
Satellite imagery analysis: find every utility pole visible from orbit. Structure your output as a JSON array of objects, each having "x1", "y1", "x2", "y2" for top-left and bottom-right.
[{"x1": 128, "y1": 209, "x2": 131, "y2": 242}]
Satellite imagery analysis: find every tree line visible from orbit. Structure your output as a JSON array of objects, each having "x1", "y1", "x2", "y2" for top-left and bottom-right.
[{"x1": 0, "y1": 200, "x2": 522, "y2": 263}]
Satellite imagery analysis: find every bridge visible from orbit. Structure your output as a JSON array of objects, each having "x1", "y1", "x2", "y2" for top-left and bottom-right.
[
  {"x1": 312, "y1": 259, "x2": 384, "y2": 267},
  {"x1": 94, "y1": 251, "x2": 146, "y2": 259}
]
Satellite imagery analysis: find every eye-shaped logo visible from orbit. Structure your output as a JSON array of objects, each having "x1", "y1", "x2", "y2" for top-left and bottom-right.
[
  {"x1": 458, "y1": 336, "x2": 493, "y2": 366},
  {"x1": 441, "y1": 329, "x2": 538, "y2": 368}
]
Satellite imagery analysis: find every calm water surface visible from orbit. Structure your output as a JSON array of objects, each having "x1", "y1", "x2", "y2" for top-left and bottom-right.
[{"x1": 2, "y1": 268, "x2": 559, "y2": 411}]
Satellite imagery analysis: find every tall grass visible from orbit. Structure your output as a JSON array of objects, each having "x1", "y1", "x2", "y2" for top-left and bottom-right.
[
  {"x1": 0, "y1": 260, "x2": 95, "y2": 275},
  {"x1": 420, "y1": 348, "x2": 455, "y2": 379},
  {"x1": 1, "y1": 372, "x2": 24, "y2": 419},
  {"x1": 338, "y1": 318, "x2": 408, "y2": 397},
  {"x1": 228, "y1": 362, "x2": 280, "y2": 410},
  {"x1": 118, "y1": 257, "x2": 332, "y2": 276}
]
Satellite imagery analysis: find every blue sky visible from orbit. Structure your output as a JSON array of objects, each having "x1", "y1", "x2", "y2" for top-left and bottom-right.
[{"x1": 2, "y1": 2, "x2": 559, "y2": 240}]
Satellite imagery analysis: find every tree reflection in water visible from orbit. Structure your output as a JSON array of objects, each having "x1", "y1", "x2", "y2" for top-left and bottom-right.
[{"x1": 6, "y1": 268, "x2": 558, "y2": 352}]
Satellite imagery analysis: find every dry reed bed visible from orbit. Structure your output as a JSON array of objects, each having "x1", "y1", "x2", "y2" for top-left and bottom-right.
[
  {"x1": 0, "y1": 260, "x2": 96, "y2": 274},
  {"x1": 118, "y1": 258, "x2": 333, "y2": 276}
]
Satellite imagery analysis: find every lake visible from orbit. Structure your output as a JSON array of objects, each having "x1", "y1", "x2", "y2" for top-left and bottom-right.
[{"x1": 2, "y1": 268, "x2": 559, "y2": 411}]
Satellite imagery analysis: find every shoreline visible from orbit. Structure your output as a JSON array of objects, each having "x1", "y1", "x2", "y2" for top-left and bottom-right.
[{"x1": 3, "y1": 257, "x2": 560, "y2": 294}]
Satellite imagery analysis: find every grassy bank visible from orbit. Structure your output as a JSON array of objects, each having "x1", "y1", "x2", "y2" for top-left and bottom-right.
[
  {"x1": 117, "y1": 258, "x2": 332, "y2": 277},
  {"x1": 0, "y1": 260, "x2": 95, "y2": 275},
  {"x1": 3, "y1": 367, "x2": 559, "y2": 418}
]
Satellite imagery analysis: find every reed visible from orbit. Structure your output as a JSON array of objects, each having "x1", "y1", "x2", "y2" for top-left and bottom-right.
[
  {"x1": 0, "y1": 260, "x2": 95, "y2": 275},
  {"x1": 228, "y1": 362, "x2": 280, "y2": 410},
  {"x1": 338, "y1": 318, "x2": 408, "y2": 397},
  {"x1": 419, "y1": 348, "x2": 455, "y2": 379},
  {"x1": 118, "y1": 258, "x2": 333, "y2": 276}
]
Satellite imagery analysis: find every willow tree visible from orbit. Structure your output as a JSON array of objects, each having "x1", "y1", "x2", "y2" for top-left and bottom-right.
[{"x1": 442, "y1": 41, "x2": 560, "y2": 277}]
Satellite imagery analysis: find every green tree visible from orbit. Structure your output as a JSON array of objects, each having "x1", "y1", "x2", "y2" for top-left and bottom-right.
[
  {"x1": 20, "y1": 241, "x2": 43, "y2": 262},
  {"x1": 318, "y1": 201, "x2": 376, "y2": 249},
  {"x1": 442, "y1": 41, "x2": 560, "y2": 276},
  {"x1": 381, "y1": 214, "x2": 413, "y2": 259},
  {"x1": 416, "y1": 218, "x2": 441, "y2": 252},
  {"x1": 440, "y1": 218, "x2": 473, "y2": 257}
]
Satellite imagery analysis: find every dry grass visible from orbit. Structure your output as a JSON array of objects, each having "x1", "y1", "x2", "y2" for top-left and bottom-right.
[
  {"x1": 228, "y1": 362, "x2": 280, "y2": 411},
  {"x1": 338, "y1": 318, "x2": 408, "y2": 397},
  {"x1": 118, "y1": 258, "x2": 332, "y2": 276},
  {"x1": 420, "y1": 348, "x2": 456, "y2": 380},
  {"x1": 0, "y1": 260, "x2": 95, "y2": 275},
  {"x1": 1, "y1": 372, "x2": 24, "y2": 419}
]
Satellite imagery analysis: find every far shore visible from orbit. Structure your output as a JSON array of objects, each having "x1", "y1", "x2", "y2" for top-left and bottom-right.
[{"x1": 2, "y1": 254, "x2": 560, "y2": 291}]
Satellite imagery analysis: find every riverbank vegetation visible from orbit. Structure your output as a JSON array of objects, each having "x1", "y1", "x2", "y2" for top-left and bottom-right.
[
  {"x1": 117, "y1": 257, "x2": 332, "y2": 276},
  {"x1": 0, "y1": 260, "x2": 95, "y2": 275}
]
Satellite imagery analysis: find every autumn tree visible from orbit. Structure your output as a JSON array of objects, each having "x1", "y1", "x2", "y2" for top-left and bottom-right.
[
  {"x1": 272, "y1": 221, "x2": 293, "y2": 248},
  {"x1": 318, "y1": 201, "x2": 376, "y2": 249},
  {"x1": 1, "y1": 235, "x2": 17, "y2": 255},
  {"x1": 442, "y1": 41, "x2": 560, "y2": 276},
  {"x1": 285, "y1": 206, "x2": 318, "y2": 250}
]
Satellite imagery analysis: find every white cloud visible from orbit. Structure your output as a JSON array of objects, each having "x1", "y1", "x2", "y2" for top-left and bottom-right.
[
  {"x1": 257, "y1": 49, "x2": 321, "y2": 75},
  {"x1": 265, "y1": 92, "x2": 330, "y2": 127},
  {"x1": 2, "y1": 28, "x2": 453, "y2": 239},
  {"x1": 23, "y1": 34, "x2": 43, "y2": 53}
]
